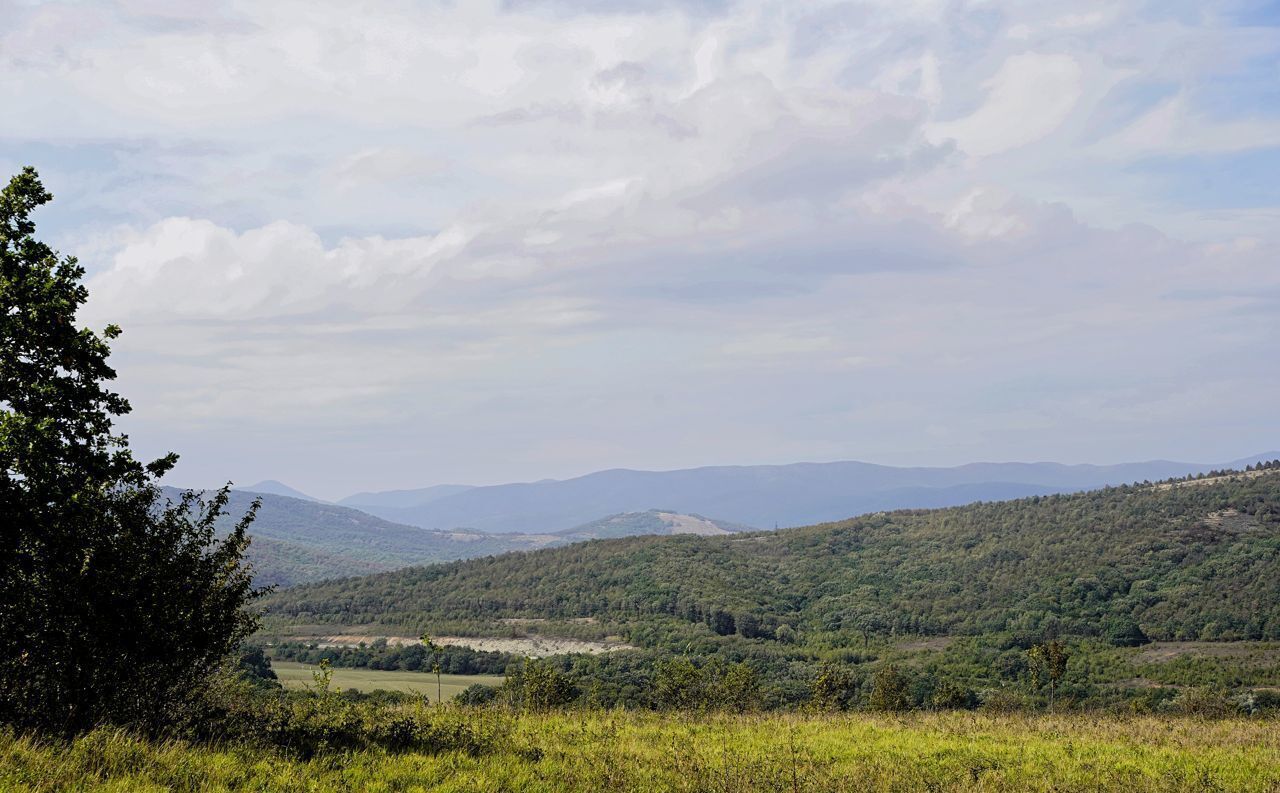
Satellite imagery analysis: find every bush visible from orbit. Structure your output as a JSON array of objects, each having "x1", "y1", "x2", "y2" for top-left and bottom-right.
[
  {"x1": 809, "y1": 664, "x2": 861, "y2": 711},
  {"x1": 1163, "y1": 687, "x2": 1240, "y2": 718},
  {"x1": 502, "y1": 659, "x2": 577, "y2": 712},
  {"x1": 456, "y1": 684, "x2": 500, "y2": 706},
  {"x1": 867, "y1": 666, "x2": 912, "y2": 712},
  {"x1": 192, "y1": 683, "x2": 505, "y2": 759},
  {"x1": 930, "y1": 680, "x2": 977, "y2": 710},
  {"x1": 978, "y1": 688, "x2": 1030, "y2": 713}
]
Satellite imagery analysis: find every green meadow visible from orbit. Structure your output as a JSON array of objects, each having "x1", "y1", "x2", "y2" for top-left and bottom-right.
[
  {"x1": 3, "y1": 710, "x2": 1278, "y2": 792},
  {"x1": 269, "y1": 661, "x2": 502, "y2": 700}
]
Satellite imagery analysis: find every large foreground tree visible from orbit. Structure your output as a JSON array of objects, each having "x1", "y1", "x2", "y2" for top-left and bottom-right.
[{"x1": 0, "y1": 167, "x2": 262, "y2": 734}]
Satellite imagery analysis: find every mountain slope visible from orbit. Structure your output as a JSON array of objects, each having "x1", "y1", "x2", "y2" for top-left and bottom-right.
[
  {"x1": 192, "y1": 488, "x2": 751, "y2": 586},
  {"x1": 345, "y1": 455, "x2": 1276, "y2": 533},
  {"x1": 168, "y1": 488, "x2": 560, "y2": 587},
  {"x1": 264, "y1": 467, "x2": 1280, "y2": 643}
]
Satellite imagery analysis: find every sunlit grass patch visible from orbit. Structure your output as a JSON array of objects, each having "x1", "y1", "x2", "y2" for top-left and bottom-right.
[{"x1": 2, "y1": 711, "x2": 1277, "y2": 792}]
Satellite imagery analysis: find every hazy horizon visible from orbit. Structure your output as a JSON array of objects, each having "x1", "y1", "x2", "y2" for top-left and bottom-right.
[
  {"x1": 6, "y1": 1, "x2": 1278, "y2": 498},
  {"x1": 224, "y1": 448, "x2": 1280, "y2": 504}
]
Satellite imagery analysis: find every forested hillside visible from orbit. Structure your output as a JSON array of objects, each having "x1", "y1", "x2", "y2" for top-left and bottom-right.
[
  {"x1": 179, "y1": 488, "x2": 561, "y2": 586},
  {"x1": 266, "y1": 466, "x2": 1280, "y2": 644}
]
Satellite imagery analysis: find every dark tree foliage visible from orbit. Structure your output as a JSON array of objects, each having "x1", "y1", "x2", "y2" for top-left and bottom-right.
[
  {"x1": 271, "y1": 640, "x2": 512, "y2": 675},
  {"x1": 0, "y1": 167, "x2": 262, "y2": 734}
]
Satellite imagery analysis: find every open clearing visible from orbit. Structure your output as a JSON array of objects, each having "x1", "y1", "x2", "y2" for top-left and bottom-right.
[
  {"x1": 1135, "y1": 641, "x2": 1280, "y2": 664},
  {"x1": 271, "y1": 661, "x2": 502, "y2": 699}
]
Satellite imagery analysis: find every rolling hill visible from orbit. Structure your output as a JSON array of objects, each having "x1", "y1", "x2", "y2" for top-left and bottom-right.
[
  {"x1": 264, "y1": 465, "x2": 1280, "y2": 644},
  {"x1": 183, "y1": 489, "x2": 753, "y2": 586},
  {"x1": 339, "y1": 454, "x2": 1279, "y2": 533},
  {"x1": 168, "y1": 488, "x2": 561, "y2": 587}
]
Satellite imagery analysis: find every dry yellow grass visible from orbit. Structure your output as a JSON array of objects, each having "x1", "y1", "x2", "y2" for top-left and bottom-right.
[{"x1": 2, "y1": 710, "x2": 1278, "y2": 792}]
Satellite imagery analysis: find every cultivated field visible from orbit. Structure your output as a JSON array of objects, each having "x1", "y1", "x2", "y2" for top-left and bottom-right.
[
  {"x1": 270, "y1": 661, "x2": 502, "y2": 699},
  {"x1": 3, "y1": 710, "x2": 1278, "y2": 792}
]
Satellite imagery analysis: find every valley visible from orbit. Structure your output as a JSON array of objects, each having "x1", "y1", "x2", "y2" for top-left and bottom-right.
[{"x1": 257, "y1": 465, "x2": 1280, "y2": 713}]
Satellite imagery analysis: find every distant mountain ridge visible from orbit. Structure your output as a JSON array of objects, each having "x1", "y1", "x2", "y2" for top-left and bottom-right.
[
  {"x1": 339, "y1": 484, "x2": 475, "y2": 510},
  {"x1": 337, "y1": 452, "x2": 1280, "y2": 533}
]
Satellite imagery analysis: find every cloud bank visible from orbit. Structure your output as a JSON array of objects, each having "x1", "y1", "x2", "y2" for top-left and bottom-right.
[{"x1": 3, "y1": 0, "x2": 1277, "y2": 495}]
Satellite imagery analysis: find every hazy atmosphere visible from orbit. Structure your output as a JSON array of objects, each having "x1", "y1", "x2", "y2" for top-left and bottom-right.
[{"x1": 5, "y1": 1, "x2": 1278, "y2": 497}]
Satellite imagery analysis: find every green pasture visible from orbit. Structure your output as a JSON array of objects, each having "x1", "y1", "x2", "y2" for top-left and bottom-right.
[{"x1": 270, "y1": 661, "x2": 502, "y2": 700}]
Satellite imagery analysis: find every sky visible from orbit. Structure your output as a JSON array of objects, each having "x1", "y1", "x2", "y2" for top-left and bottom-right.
[{"x1": 3, "y1": 0, "x2": 1278, "y2": 499}]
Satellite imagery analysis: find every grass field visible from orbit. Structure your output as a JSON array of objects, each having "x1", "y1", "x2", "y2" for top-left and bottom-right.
[
  {"x1": 3, "y1": 710, "x2": 1279, "y2": 792},
  {"x1": 270, "y1": 661, "x2": 502, "y2": 700}
]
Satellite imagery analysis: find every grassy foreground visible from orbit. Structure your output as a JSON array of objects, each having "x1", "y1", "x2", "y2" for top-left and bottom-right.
[
  {"x1": 269, "y1": 661, "x2": 502, "y2": 699},
  {"x1": 3, "y1": 710, "x2": 1279, "y2": 792}
]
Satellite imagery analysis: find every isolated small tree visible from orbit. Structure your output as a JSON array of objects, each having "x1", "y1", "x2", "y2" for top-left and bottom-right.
[
  {"x1": 0, "y1": 167, "x2": 262, "y2": 734},
  {"x1": 1027, "y1": 640, "x2": 1069, "y2": 708},
  {"x1": 421, "y1": 633, "x2": 443, "y2": 705},
  {"x1": 857, "y1": 614, "x2": 885, "y2": 651}
]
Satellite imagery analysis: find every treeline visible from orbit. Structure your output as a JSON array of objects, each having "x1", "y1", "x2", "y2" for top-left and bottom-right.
[
  {"x1": 429, "y1": 641, "x2": 1280, "y2": 717},
  {"x1": 249, "y1": 623, "x2": 1280, "y2": 716},
  {"x1": 271, "y1": 640, "x2": 512, "y2": 675},
  {"x1": 265, "y1": 465, "x2": 1280, "y2": 648}
]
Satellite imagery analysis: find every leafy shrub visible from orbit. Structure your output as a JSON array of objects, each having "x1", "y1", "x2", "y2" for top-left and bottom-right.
[
  {"x1": 502, "y1": 659, "x2": 577, "y2": 711},
  {"x1": 1162, "y1": 687, "x2": 1240, "y2": 718},
  {"x1": 867, "y1": 666, "x2": 912, "y2": 712},
  {"x1": 930, "y1": 680, "x2": 978, "y2": 710},
  {"x1": 978, "y1": 688, "x2": 1030, "y2": 713},
  {"x1": 456, "y1": 684, "x2": 500, "y2": 706},
  {"x1": 808, "y1": 663, "x2": 861, "y2": 711}
]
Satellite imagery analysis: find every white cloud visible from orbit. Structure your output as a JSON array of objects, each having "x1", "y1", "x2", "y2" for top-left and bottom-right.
[
  {"x1": 5, "y1": 0, "x2": 1278, "y2": 492},
  {"x1": 927, "y1": 52, "x2": 1084, "y2": 157}
]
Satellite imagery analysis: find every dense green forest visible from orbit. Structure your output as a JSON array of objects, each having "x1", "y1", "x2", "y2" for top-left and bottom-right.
[{"x1": 266, "y1": 466, "x2": 1280, "y2": 645}]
